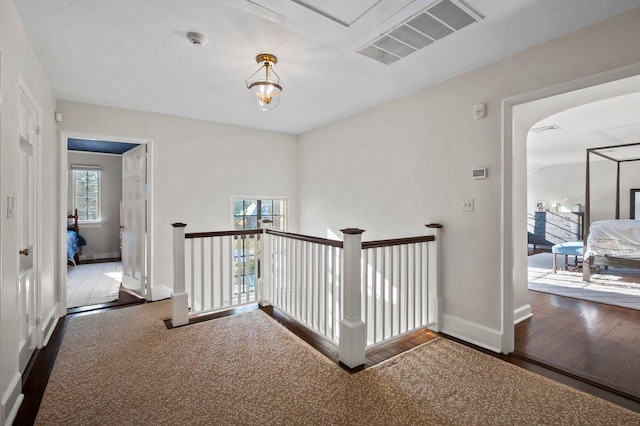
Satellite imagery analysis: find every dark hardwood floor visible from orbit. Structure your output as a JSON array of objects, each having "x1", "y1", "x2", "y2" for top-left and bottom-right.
[
  {"x1": 515, "y1": 289, "x2": 640, "y2": 401},
  {"x1": 528, "y1": 246, "x2": 551, "y2": 255}
]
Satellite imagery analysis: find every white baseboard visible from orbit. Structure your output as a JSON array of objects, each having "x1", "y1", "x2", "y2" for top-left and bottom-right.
[
  {"x1": 40, "y1": 305, "x2": 59, "y2": 347},
  {"x1": 441, "y1": 313, "x2": 503, "y2": 353},
  {"x1": 79, "y1": 251, "x2": 120, "y2": 261},
  {"x1": 57, "y1": 300, "x2": 67, "y2": 318},
  {"x1": 1, "y1": 372, "x2": 23, "y2": 426},
  {"x1": 514, "y1": 304, "x2": 533, "y2": 325}
]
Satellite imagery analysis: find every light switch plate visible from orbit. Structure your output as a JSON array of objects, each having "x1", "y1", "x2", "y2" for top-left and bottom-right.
[{"x1": 461, "y1": 198, "x2": 474, "y2": 212}]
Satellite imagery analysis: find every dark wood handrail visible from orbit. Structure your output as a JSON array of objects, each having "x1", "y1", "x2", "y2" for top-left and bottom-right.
[
  {"x1": 185, "y1": 229, "x2": 261, "y2": 239},
  {"x1": 266, "y1": 229, "x2": 344, "y2": 248},
  {"x1": 185, "y1": 228, "x2": 437, "y2": 249},
  {"x1": 362, "y1": 235, "x2": 434, "y2": 249}
]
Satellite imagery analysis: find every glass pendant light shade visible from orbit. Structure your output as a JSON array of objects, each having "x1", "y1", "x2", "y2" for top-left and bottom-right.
[
  {"x1": 248, "y1": 81, "x2": 282, "y2": 111},
  {"x1": 245, "y1": 54, "x2": 282, "y2": 111}
]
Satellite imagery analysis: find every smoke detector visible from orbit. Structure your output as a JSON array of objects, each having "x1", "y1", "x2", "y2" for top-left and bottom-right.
[{"x1": 187, "y1": 32, "x2": 208, "y2": 46}]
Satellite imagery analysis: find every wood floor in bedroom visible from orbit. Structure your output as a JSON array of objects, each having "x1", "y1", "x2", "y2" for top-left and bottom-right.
[{"x1": 516, "y1": 289, "x2": 640, "y2": 401}]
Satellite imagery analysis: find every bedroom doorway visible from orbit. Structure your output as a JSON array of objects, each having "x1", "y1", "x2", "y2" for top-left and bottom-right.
[
  {"x1": 62, "y1": 136, "x2": 151, "y2": 312},
  {"x1": 507, "y1": 68, "x2": 640, "y2": 399}
]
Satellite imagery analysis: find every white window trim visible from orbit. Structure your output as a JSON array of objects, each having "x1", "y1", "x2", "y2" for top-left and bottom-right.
[
  {"x1": 72, "y1": 167, "x2": 102, "y2": 223},
  {"x1": 231, "y1": 196, "x2": 288, "y2": 231}
]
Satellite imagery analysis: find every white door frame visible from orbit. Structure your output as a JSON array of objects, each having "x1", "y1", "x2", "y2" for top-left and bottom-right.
[
  {"x1": 57, "y1": 132, "x2": 154, "y2": 316},
  {"x1": 501, "y1": 62, "x2": 640, "y2": 353}
]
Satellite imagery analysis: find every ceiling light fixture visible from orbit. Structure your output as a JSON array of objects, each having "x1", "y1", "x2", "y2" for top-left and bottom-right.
[{"x1": 245, "y1": 54, "x2": 282, "y2": 111}]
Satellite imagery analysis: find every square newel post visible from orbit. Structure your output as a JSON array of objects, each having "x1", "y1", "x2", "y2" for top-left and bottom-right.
[
  {"x1": 339, "y1": 228, "x2": 366, "y2": 369},
  {"x1": 258, "y1": 219, "x2": 273, "y2": 307},
  {"x1": 171, "y1": 223, "x2": 189, "y2": 327},
  {"x1": 426, "y1": 224, "x2": 443, "y2": 332}
]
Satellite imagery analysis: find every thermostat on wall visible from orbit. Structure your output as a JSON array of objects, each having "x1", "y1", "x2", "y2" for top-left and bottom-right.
[{"x1": 473, "y1": 168, "x2": 487, "y2": 179}]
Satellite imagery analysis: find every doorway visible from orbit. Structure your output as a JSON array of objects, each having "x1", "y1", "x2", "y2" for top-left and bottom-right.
[
  {"x1": 60, "y1": 136, "x2": 152, "y2": 313},
  {"x1": 504, "y1": 66, "x2": 640, "y2": 398}
]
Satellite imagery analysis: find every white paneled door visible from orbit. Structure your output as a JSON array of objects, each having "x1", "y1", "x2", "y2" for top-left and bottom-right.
[
  {"x1": 17, "y1": 84, "x2": 39, "y2": 373},
  {"x1": 121, "y1": 144, "x2": 147, "y2": 296}
]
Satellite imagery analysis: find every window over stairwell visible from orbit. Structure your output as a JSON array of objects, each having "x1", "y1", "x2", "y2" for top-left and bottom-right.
[
  {"x1": 231, "y1": 198, "x2": 287, "y2": 296},
  {"x1": 232, "y1": 198, "x2": 287, "y2": 231}
]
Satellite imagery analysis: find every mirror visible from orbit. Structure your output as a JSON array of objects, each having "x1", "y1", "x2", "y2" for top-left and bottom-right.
[{"x1": 632, "y1": 189, "x2": 640, "y2": 220}]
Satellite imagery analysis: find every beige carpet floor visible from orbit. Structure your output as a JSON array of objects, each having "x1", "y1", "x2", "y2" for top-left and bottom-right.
[{"x1": 36, "y1": 301, "x2": 640, "y2": 425}]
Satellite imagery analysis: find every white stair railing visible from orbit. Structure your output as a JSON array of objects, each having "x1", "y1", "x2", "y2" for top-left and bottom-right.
[
  {"x1": 266, "y1": 229, "x2": 344, "y2": 344},
  {"x1": 172, "y1": 223, "x2": 443, "y2": 368},
  {"x1": 171, "y1": 225, "x2": 263, "y2": 325},
  {"x1": 360, "y1": 224, "x2": 442, "y2": 348}
]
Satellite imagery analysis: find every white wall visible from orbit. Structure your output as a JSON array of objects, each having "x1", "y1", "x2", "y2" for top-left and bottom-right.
[
  {"x1": 0, "y1": 0, "x2": 57, "y2": 423},
  {"x1": 297, "y1": 8, "x2": 640, "y2": 351},
  {"x1": 56, "y1": 102, "x2": 298, "y2": 299},
  {"x1": 529, "y1": 160, "x2": 640, "y2": 224},
  {"x1": 67, "y1": 151, "x2": 123, "y2": 260}
]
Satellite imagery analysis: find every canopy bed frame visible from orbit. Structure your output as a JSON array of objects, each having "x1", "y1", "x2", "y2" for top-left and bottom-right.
[{"x1": 583, "y1": 142, "x2": 640, "y2": 281}]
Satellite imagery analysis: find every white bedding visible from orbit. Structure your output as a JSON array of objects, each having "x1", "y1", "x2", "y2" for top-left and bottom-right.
[{"x1": 585, "y1": 219, "x2": 640, "y2": 259}]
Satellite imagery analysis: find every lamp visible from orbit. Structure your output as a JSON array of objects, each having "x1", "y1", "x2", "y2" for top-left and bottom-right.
[{"x1": 245, "y1": 54, "x2": 282, "y2": 111}]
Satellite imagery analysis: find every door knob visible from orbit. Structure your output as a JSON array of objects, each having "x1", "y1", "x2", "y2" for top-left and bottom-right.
[{"x1": 19, "y1": 248, "x2": 30, "y2": 256}]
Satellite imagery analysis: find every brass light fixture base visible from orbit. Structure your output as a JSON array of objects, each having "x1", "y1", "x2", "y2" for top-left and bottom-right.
[{"x1": 256, "y1": 53, "x2": 277, "y2": 66}]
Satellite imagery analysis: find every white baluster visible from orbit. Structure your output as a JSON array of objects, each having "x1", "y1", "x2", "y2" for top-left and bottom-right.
[
  {"x1": 339, "y1": 228, "x2": 366, "y2": 369},
  {"x1": 200, "y1": 238, "x2": 205, "y2": 311},
  {"x1": 171, "y1": 223, "x2": 189, "y2": 327},
  {"x1": 259, "y1": 219, "x2": 273, "y2": 307}
]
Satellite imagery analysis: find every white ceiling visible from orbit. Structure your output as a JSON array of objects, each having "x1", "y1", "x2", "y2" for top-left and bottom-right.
[
  {"x1": 526, "y1": 75, "x2": 640, "y2": 174},
  {"x1": 11, "y1": 0, "x2": 640, "y2": 134}
]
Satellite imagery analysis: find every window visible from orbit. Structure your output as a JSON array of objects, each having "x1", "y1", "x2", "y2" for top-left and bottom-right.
[
  {"x1": 232, "y1": 198, "x2": 286, "y2": 296},
  {"x1": 233, "y1": 198, "x2": 286, "y2": 231},
  {"x1": 73, "y1": 168, "x2": 101, "y2": 222}
]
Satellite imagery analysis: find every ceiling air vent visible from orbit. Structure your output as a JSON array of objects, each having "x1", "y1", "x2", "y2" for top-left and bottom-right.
[{"x1": 358, "y1": 0, "x2": 480, "y2": 65}]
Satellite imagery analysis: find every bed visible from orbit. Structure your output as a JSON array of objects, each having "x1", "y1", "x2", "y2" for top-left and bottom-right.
[
  {"x1": 583, "y1": 142, "x2": 640, "y2": 281},
  {"x1": 67, "y1": 208, "x2": 87, "y2": 265}
]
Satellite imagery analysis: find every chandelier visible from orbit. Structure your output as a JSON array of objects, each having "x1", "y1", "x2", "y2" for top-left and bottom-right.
[{"x1": 245, "y1": 54, "x2": 282, "y2": 111}]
